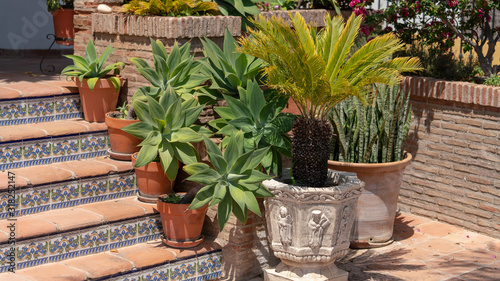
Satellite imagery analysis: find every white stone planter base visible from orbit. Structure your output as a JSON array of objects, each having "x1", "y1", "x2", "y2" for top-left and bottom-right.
[{"x1": 264, "y1": 263, "x2": 348, "y2": 281}]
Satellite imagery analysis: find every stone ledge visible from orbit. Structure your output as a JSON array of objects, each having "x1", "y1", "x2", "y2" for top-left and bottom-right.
[
  {"x1": 92, "y1": 13, "x2": 242, "y2": 39},
  {"x1": 402, "y1": 76, "x2": 500, "y2": 108}
]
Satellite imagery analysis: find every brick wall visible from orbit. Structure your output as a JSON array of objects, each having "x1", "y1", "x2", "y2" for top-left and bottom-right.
[{"x1": 401, "y1": 76, "x2": 500, "y2": 239}]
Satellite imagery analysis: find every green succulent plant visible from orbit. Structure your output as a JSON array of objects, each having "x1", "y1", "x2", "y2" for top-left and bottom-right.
[
  {"x1": 330, "y1": 84, "x2": 411, "y2": 164},
  {"x1": 209, "y1": 80, "x2": 295, "y2": 176},
  {"x1": 214, "y1": 0, "x2": 260, "y2": 29},
  {"x1": 46, "y1": 0, "x2": 73, "y2": 12},
  {"x1": 122, "y1": 0, "x2": 219, "y2": 16},
  {"x1": 61, "y1": 40, "x2": 124, "y2": 92},
  {"x1": 201, "y1": 28, "x2": 266, "y2": 97},
  {"x1": 122, "y1": 88, "x2": 212, "y2": 180},
  {"x1": 238, "y1": 13, "x2": 422, "y2": 186},
  {"x1": 183, "y1": 131, "x2": 274, "y2": 231},
  {"x1": 130, "y1": 39, "x2": 208, "y2": 101}
]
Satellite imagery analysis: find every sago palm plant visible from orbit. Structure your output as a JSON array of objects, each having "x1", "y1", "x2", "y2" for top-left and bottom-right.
[{"x1": 238, "y1": 12, "x2": 422, "y2": 187}]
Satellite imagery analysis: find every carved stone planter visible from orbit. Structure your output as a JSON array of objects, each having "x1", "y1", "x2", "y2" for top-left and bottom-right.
[{"x1": 263, "y1": 169, "x2": 363, "y2": 281}]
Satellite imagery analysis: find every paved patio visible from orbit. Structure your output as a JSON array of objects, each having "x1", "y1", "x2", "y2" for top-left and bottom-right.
[{"x1": 0, "y1": 56, "x2": 499, "y2": 281}]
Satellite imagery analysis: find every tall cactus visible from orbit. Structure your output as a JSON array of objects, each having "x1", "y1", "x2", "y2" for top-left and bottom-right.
[{"x1": 330, "y1": 84, "x2": 411, "y2": 163}]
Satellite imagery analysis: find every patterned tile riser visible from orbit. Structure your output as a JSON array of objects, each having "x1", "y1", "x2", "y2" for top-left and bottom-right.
[
  {"x1": 0, "y1": 216, "x2": 163, "y2": 272},
  {"x1": 108, "y1": 252, "x2": 223, "y2": 281},
  {"x1": 0, "y1": 94, "x2": 82, "y2": 126},
  {"x1": 0, "y1": 131, "x2": 109, "y2": 171},
  {"x1": 0, "y1": 172, "x2": 136, "y2": 218}
]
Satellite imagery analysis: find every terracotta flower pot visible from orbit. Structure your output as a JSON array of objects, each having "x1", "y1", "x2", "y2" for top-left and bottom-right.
[
  {"x1": 76, "y1": 77, "x2": 122, "y2": 122},
  {"x1": 51, "y1": 8, "x2": 75, "y2": 46},
  {"x1": 131, "y1": 152, "x2": 175, "y2": 203},
  {"x1": 327, "y1": 153, "x2": 412, "y2": 248},
  {"x1": 105, "y1": 112, "x2": 141, "y2": 161},
  {"x1": 157, "y1": 195, "x2": 208, "y2": 248}
]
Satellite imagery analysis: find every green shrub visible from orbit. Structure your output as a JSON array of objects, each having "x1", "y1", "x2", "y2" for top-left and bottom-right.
[{"x1": 122, "y1": 0, "x2": 219, "y2": 16}]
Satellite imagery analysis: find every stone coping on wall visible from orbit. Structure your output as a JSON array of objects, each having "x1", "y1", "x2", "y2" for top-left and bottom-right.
[
  {"x1": 259, "y1": 9, "x2": 328, "y2": 28},
  {"x1": 92, "y1": 13, "x2": 242, "y2": 39},
  {"x1": 402, "y1": 76, "x2": 500, "y2": 109}
]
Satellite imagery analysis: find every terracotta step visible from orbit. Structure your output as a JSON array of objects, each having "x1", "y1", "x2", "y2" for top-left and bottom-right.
[
  {"x1": 0, "y1": 80, "x2": 81, "y2": 126},
  {"x1": 0, "y1": 157, "x2": 135, "y2": 218},
  {"x1": 0, "y1": 237, "x2": 222, "y2": 281},
  {"x1": 0, "y1": 120, "x2": 109, "y2": 170},
  {"x1": 0, "y1": 196, "x2": 163, "y2": 272}
]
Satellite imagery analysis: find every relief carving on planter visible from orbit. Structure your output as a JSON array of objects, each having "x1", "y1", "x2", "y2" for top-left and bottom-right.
[
  {"x1": 335, "y1": 205, "x2": 351, "y2": 246},
  {"x1": 278, "y1": 206, "x2": 293, "y2": 247},
  {"x1": 308, "y1": 210, "x2": 330, "y2": 250}
]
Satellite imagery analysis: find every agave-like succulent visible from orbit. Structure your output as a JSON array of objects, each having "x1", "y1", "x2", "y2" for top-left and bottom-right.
[{"x1": 183, "y1": 132, "x2": 274, "y2": 230}]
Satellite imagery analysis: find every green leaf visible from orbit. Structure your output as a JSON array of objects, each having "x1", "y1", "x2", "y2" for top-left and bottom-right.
[
  {"x1": 121, "y1": 121, "x2": 153, "y2": 140},
  {"x1": 185, "y1": 164, "x2": 220, "y2": 185},
  {"x1": 86, "y1": 77, "x2": 99, "y2": 91},
  {"x1": 85, "y1": 40, "x2": 97, "y2": 62},
  {"x1": 228, "y1": 183, "x2": 246, "y2": 216},
  {"x1": 171, "y1": 142, "x2": 198, "y2": 165},
  {"x1": 244, "y1": 190, "x2": 261, "y2": 216},
  {"x1": 223, "y1": 130, "x2": 243, "y2": 168},
  {"x1": 231, "y1": 197, "x2": 247, "y2": 224},
  {"x1": 240, "y1": 169, "x2": 273, "y2": 184},
  {"x1": 215, "y1": 107, "x2": 237, "y2": 120},
  {"x1": 171, "y1": 127, "x2": 203, "y2": 143},
  {"x1": 134, "y1": 145, "x2": 158, "y2": 168},
  {"x1": 254, "y1": 184, "x2": 274, "y2": 198},
  {"x1": 217, "y1": 194, "x2": 232, "y2": 231},
  {"x1": 225, "y1": 95, "x2": 253, "y2": 119},
  {"x1": 189, "y1": 184, "x2": 215, "y2": 209},
  {"x1": 108, "y1": 76, "x2": 122, "y2": 92},
  {"x1": 158, "y1": 140, "x2": 178, "y2": 181},
  {"x1": 210, "y1": 182, "x2": 227, "y2": 207}
]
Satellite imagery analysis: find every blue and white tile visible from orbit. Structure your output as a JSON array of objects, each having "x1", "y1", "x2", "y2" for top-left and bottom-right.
[
  {"x1": 80, "y1": 132, "x2": 108, "y2": 159},
  {"x1": 109, "y1": 221, "x2": 138, "y2": 250},
  {"x1": 0, "y1": 192, "x2": 19, "y2": 219},
  {"x1": 54, "y1": 94, "x2": 82, "y2": 120},
  {"x1": 19, "y1": 186, "x2": 51, "y2": 215},
  {"x1": 110, "y1": 271, "x2": 143, "y2": 281},
  {"x1": 79, "y1": 226, "x2": 109, "y2": 256},
  {"x1": 137, "y1": 216, "x2": 162, "y2": 243},
  {"x1": 50, "y1": 180, "x2": 80, "y2": 210},
  {"x1": 16, "y1": 238, "x2": 49, "y2": 269},
  {"x1": 22, "y1": 139, "x2": 52, "y2": 167},
  {"x1": 51, "y1": 135, "x2": 80, "y2": 163},
  {"x1": 170, "y1": 257, "x2": 197, "y2": 281},
  {"x1": 0, "y1": 99, "x2": 26, "y2": 126},
  {"x1": 48, "y1": 231, "x2": 80, "y2": 262},
  {"x1": 0, "y1": 245, "x2": 16, "y2": 273},
  {"x1": 79, "y1": 176, "x2": 108, "y2": 204},
  {"x1": 0, "y1": 143, "x2": 23, "y2": 170},
  {"x1": 197, "y1": 252, "x2": 222, "y2": 281},
  {"x1": 25, "y1": 97, "x2": 54, "y2": 123},
  {"x1": 108, "y1": 172, "x2": 136, "y2": 199},
  {"x1": 141, "y1": 265, "x2": 170, "y2": 281}
]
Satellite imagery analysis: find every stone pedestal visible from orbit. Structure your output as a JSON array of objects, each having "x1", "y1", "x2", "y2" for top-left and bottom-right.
[{"x1": 263, "y1": 169, "x2": 363, "y2": 281}]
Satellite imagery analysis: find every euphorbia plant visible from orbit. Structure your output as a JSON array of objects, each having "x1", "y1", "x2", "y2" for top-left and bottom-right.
[
  {"x1": 355, "y1": 0, "x2": 500, "y2": 77},
  {"x1": 238, "y1": 12, "x2": 421, "y2": 186},
  {"x1": 183, "y1": 132, "x2": 274, "y2": 230}
]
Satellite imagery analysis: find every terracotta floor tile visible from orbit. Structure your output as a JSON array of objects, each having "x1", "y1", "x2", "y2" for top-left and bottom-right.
[
  {"x1": 425, "y1": 256, "x2": 480, "y2": 276},
  {"x1": 457, "y1": 266, "x2": 500, "y2": 281},
  {"x1": 5, "y1": 82, "x2": 63, "y2": 97},
  {"x1": 414, "y1": 238, "x2": 465, "y2": 254},
  {"x1": 443, "y1": 231, "x2": 495, "y2": 245},
  {"x1": 487, "y1": 240, "x2": 500, "y2": 253},
  {"x1": 15, "y1": 263, "x2": 87, "y2": 281},
  {"x1": 52, "y1": 160, "x2": 116, "y2": 178},
  {"x1": 27, "y1": 121, "x2": 89, "y2": 136},
  {"x1": 452, "y1": 249, "x2": 499, "y2": 266},
  {"x1": 67, "y1": 120, "x2": 107, "y2": 131},
  {"x1": 112, "y1": 240, "x2": 177, "y2": 269},
  {"x1": 63, "y1": 253, "x2": 133, "y2": 279},
  {"x1": 393, "y1": 227, "x2": 430, "y2": 245},
  {"x1": 167, "y1": 237, "x2": 221, "y2": 259},
  {"x1": 0, "y1": 170, "x2": 28, "y2": 190},
  {"x1": 383, "y1": 268, "x2": 450, "y2": 281},
  {"x1": 417, "y1": 221, "x2": 462, "y2": 237},
  {"x1": 121, "y1": 196, "x2": 159, "y2": 215},
  {"x1": 79, "y1": 200, "x2": 145, "y2": 222},
  {"x1": 12, "y1": 166, "x2": 74, "y2": 186},
  {"x1": 0, "y1": 87, "x2": 20, "y2": 99},
  {"x1": 392, "y1": 246, "x2": 444, "y2": 262},
  {"x1": 95, "y1": 157, "x2": 134, "y2": 173},
  {"x1": 0, "y1": 124, "x2": 46, "y2": 142},
  {"x1": 42, "y1": 80, "x2": 78, "y2": 93},
  {"x1": 0, "y1": 216, "x2": 57, "y2": 241},
  {"x1": 33, "y1": 208, "x2": 103, "y2": 231},
  {"x1": 0, "y1": 273, "x2": 31, "y2": 281},
  {"x1": 395, "y1": 212, "x2": 433, "y2": 228}
]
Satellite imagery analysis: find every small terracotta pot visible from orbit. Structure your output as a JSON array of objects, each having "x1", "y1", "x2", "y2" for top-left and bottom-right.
[
  {"x1": 327, "y1": 153, "x2": 412, "y2": 248},
  {"x1": 105, "y1": 112, "x2": 141, "y2": 160},
  {"x1": 157, "y1": 195, "x2": 208, "y2": 248},
  {"x1": 131, "y1": 152, "x2": 175, "y2": 203},
  {"x1": 51, "y1": 8, "x2": 75, "y2": 46},
  {"x1": 76, "y1": 77, "x2": 122, "y2": 122}
]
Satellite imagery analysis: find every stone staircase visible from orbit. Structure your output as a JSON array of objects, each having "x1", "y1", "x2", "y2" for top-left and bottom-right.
[{"x1": 0, "y1": 80, "x2": 222, "y2": 280}]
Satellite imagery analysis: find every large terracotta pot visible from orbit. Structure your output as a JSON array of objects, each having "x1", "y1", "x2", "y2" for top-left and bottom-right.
[
  {"x1": 131, "y1": 153, "x2": 175, "y2": 203},
  {"x1": 76, "y1": 77, "x2": 122, "y2": 122},
  {"x1": 105, "y1": 112, "x2": 141, "y2": 161},
  {"x1": 263, "y1": 169, "x2": 363, "y2": 280},
  {"x1": 51, "y1": 8, "x2": 75, "y2": 46},
  {"x1": 327, "y1": 153, "x2": 412, "y2": 248},
  {"x1": 157, "y1": 195, "x2": 208, "y2": 248}
]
